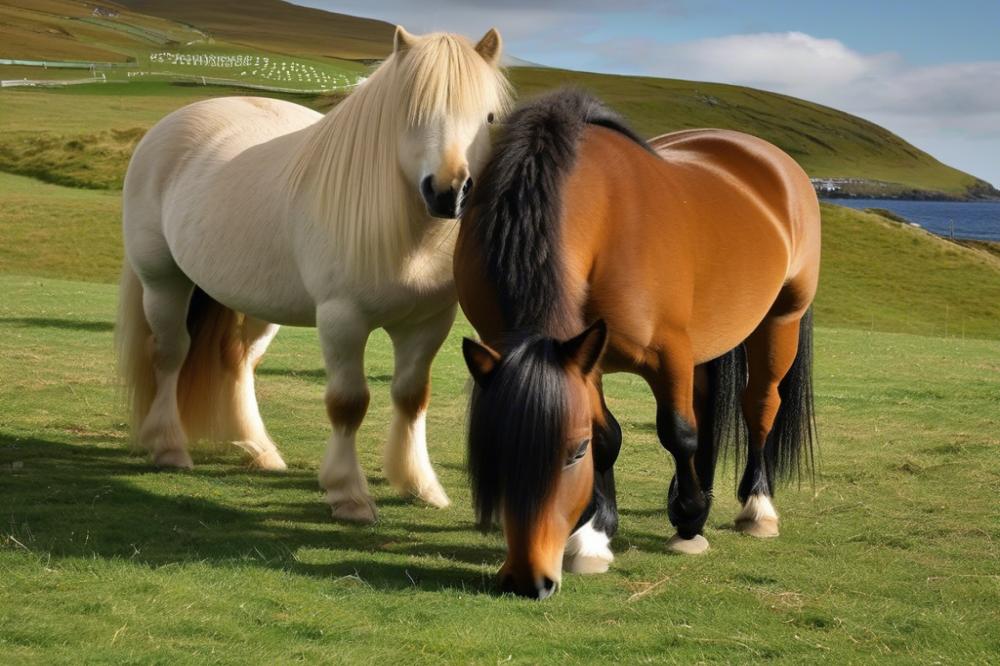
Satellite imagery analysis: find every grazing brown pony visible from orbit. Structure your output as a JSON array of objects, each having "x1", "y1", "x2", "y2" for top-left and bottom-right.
[{"x1": 454, "y1": 89, "x2": 820, "y2": 599}]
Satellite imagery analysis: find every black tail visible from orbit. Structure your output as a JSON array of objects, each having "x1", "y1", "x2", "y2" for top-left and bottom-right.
[
  {"x1": 707, "y1": 307, "x2": 818, "y2": 490},
  {"x1": 768, "y1": 308, "x2": 818, "y2": 485}
]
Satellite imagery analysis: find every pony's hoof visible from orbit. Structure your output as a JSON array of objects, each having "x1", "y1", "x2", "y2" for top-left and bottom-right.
[
  {"x1": 413, "y1": 482, "x2": 450, "y2": 509},
  {"x1": 666, "y1": 533, "x2": 710, "y2": 555},
  {"x1": 735, "y1": 494, "x2": 780, "y2": 538},
  {"x1": 736, "y1": 517, "x2": 780, "y2": 538},
  {"x1": 153, "y1": 448, "x2": 193, "y2": 470},
  {"x1": 565, "y1": 551, "x2": 613, "y2": 574},
  {"x1": 565, "y1": 519, "x2": 613, "y2": 574},
  {"x1": 330, "y1": 497, "x2": 378, "y2": 524},
  {"x1": 385, "y1": 464, "x2": 451, "y2": 508},
  {"x1": 250, "y1": 449, "x2": 287, "y2": 472}
]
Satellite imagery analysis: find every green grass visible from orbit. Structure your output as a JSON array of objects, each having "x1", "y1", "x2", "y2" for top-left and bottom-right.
[
  {"x1": 0, "y1": 273, "x2": 997, "y2": 662},
  {"x1": 2, "y1": 172, "x2": 998, "y2": 341}
]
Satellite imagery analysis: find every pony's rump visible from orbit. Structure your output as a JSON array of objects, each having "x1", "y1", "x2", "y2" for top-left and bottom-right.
[{"x1": 465, "y1": 88, "x2": 651, "y2": 334}]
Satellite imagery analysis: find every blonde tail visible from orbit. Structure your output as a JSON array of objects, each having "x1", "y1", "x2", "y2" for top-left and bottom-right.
[{"x1": 115, "y1": 262, "x2": 156, "y2": 451}]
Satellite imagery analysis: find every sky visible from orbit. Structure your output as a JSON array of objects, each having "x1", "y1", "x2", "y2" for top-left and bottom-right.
[{"x1": 296, "y1": 0, "x2": 1000, "y2": 187}]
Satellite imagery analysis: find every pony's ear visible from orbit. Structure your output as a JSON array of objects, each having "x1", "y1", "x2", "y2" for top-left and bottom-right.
[
  {"x1": 559, "y1": 320, "x2": 608, "y2": 376},
  {"x1": 394, "y1": 25, "x2": 417, "y2": 54},
  {"x1": 463, "y1": 337, "x2": 501, "y2": 386},
  {"x1": 474, "y1": 28, "x2": 502, "y2": 65}
]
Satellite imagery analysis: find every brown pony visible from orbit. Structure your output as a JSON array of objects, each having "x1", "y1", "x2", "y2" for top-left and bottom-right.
[{"x1": 455, "y1": 89, "x2": 820, "y2": 599}]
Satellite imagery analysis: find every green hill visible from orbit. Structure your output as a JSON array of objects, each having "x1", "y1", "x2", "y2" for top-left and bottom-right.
[
  {"x1": 1, "y1": 170, "x2": 997, "y2": 340},
  {"x1": 1, "y1": 1, "x2": 995, "y2": 199},
  {"x1": 114, "y1": 0, "x2": 394, "y2": 60}
]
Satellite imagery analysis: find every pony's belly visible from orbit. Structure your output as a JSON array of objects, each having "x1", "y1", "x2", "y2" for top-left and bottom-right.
[{"x1": 167, "y1": 216, "x2": 318, "y2": 326}]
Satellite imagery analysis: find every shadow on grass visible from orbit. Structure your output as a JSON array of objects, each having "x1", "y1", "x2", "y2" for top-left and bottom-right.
[
  {"x1": 0, "y1": 432, "x2": 502, "y2": 595},
  {"x1": 0, "y1": 317, "x2": 114, "y2": 333}
]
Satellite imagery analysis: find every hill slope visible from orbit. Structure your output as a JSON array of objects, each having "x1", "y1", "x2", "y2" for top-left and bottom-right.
[
  {"x1": 1, "y1": 1, "x2": 994, "y2": 199},
  {"x1": 511, "y1": 68, "x2": 995, "y2": 200},
  {"x1": 1, "y1": 171, "x2": 997, "y2": 339},
  {"x1": 114, "y1": 0, "x2": 394, "y2": 60}
]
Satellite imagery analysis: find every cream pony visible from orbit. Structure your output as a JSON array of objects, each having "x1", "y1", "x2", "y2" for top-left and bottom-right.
[{"x1": 116, "y1": 27, "x2": 510, "y2": 522}]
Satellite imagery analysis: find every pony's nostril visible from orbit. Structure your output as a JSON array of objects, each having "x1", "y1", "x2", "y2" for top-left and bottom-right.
[
  {"x1": 421, "y1": 175, "x2": 435, "y2": 198},
  {"x1": 499, "y1": 573, "x2": 516, "y2": 594},
  {"x1": 462, "y1": 177, "x2": 473, "y2": 195},
  {"x1": 537, "y1": 576, "x2": 556, "y2": 600}
]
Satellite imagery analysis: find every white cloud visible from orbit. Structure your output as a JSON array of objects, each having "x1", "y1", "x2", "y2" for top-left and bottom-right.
[{"x1": 600, "y1": 32, "x2": 1000, "y2": 186}]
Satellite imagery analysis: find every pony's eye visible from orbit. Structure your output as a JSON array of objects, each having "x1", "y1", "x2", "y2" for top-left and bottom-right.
[
  {"x1": 565, "y1": 438, "x2": 590, "y2": 468},
  {"x1": 487, "y1": 112, "x2": 495, "y2": 124}
]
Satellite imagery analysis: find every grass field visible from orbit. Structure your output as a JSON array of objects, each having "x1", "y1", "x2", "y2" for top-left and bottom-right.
[
  {"x1": 0, "y1": 272, "x2": 997, "y2": 662},
  {"x1": 0, "y1": 164, "x2": 998, "y2": 661},
  {"x1": 1, "y1": 4, "x2": 997, "y2": 659}
]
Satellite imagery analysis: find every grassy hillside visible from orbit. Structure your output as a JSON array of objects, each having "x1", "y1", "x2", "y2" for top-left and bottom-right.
[
  {"x1": 1, "y1": 171, "x2": 998, "y2": 341},
  {"x1": 0, "y1": 0, "x2": 202, "y2": 61},
  {"x1": 0, "y1": 1, "x2": 370, "y2": 93},
  {"x1": 511, "y1": 68, "x2": 990, "y2": 199},
  {"x1": 0, "y1": 273, "x2": 997, "y2": 662},
  {"x1": 115, "y1": 0, "x2": 394, "y2": 61},
  {"x1": 1, "y1": 2, "x2": 994, "y2": 198}
]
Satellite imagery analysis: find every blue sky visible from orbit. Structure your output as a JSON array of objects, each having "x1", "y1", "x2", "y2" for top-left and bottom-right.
[{"x1": 297, "y1": 1, "x2": 1000, "y2": 186}]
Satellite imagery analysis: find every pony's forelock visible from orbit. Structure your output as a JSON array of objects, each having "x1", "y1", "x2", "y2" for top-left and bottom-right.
[
  {"x1": 467, "y1": 337, "x2": 567, "y2": 533},
  {"x1": 397, "y1": 32, "x2": 513, "y2": 127}
]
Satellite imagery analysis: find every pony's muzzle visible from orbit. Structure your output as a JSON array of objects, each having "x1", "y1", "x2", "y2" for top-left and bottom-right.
[
  {"x1": 421, "y1": 174, "x2": 473, "y2": 219},
  {"x1": 499, "y1": 571, "x2": 558, "y2": 601}
]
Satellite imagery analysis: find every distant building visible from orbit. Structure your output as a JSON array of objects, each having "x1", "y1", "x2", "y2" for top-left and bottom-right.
[
  {"x1": 92, "y1": 7, "x2": 119, "y2": 18},
  {"x1": 811, "y1": 178, "x2": 840, "y2": 193}
]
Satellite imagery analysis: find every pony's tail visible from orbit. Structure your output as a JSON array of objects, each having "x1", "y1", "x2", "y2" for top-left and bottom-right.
[
  {"x1": 766, "y1": 307, "x2": 818, "y2": 486},
  {"x1": 176, "y1": 288, "x2": 249, "y2": 453},
  {"x1": 706, "y1": 307, "x2": 817, "y2": 489},
  {"x1": 704, "y1": 343, "x2": 747, "y2": 480},
  {"x1": 116, "y1": 270, "x2": 254, "y2": 454},
  {"x1": 115, "y1": 262, "x2": 155, "y2": 451}
]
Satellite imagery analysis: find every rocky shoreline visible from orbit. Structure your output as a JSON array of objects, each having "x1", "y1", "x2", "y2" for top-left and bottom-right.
[{"x1": 812, "y1": 177, "x2": 1000, "y2": 202}]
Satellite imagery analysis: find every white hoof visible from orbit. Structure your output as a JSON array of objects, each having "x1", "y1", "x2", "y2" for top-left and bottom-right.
[
  {"x1": 564, "y1": 518, "x2": 614, "y2": 574},
  {"x1": 329, "y1": 496, "x2": 378, "y2": 524},
  {"x1": 246, "y1": 447, "x2": 287, "y2": 472},
  {"x1": 385, "y1": 464, "x2": 450, "y2": 508},
  {"x1": 152, "y1": 448, "x2": 194, "y2": 470},
  {"x1": 413, "y1": 481, "x2": 451, "y2": 509},
  {"x1": 735, "y1": 494, "x2": 780, "y2": 538},
  {"x1": 666, "y1": 533, "x2": 710, "y2": 555}
]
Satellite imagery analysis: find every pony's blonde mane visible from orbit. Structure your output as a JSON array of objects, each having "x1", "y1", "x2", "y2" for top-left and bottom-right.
[{"x1": 286, "y1": 33, "x2": 512, "y2": 283}]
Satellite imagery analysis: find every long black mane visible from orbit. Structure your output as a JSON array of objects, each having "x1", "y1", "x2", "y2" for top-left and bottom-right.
[
  {"x1": 466, "y1": 88, "x2": 652, "y2": 335},
  {"x1": 465, "y1": 89, "x2": 650, "y2": 532}
]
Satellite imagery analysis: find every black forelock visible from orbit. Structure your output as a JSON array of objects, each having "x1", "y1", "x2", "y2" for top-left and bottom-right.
[
  {"x1": 467, "y1": 337, "x2": 568, "y2": 532},
  {"x1": 466, "y1": 88, "x2": 652, "y2": 335}
]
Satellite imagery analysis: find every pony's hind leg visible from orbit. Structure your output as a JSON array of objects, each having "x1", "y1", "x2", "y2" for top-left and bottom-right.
[
  {"x1": 736, "y1": 315, "x2": 802, "y2": 538},
  {"x1": 382, "y1": 305, "x2": 455, "y2": 508},
  {"x1": 317, "y1": 302, "x2": 376, "y2": 523},
  {"x1": 140, "y1": 276, "x2": 195, "y2": 469},
  {"x1": 231, "y1": 316, "x2": 286, "y2": 470}
]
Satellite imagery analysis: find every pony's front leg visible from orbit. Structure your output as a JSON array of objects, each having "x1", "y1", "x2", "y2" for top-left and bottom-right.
[
  {"x1": 317, "y1": 302, "x2": 376, "y2": 523},
  {"x1": 651, "y1": 340, "x2": 711, "y2": 554},
  {"x1": 382, "y1": 304, "x2": 456, "y2": 508}
]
